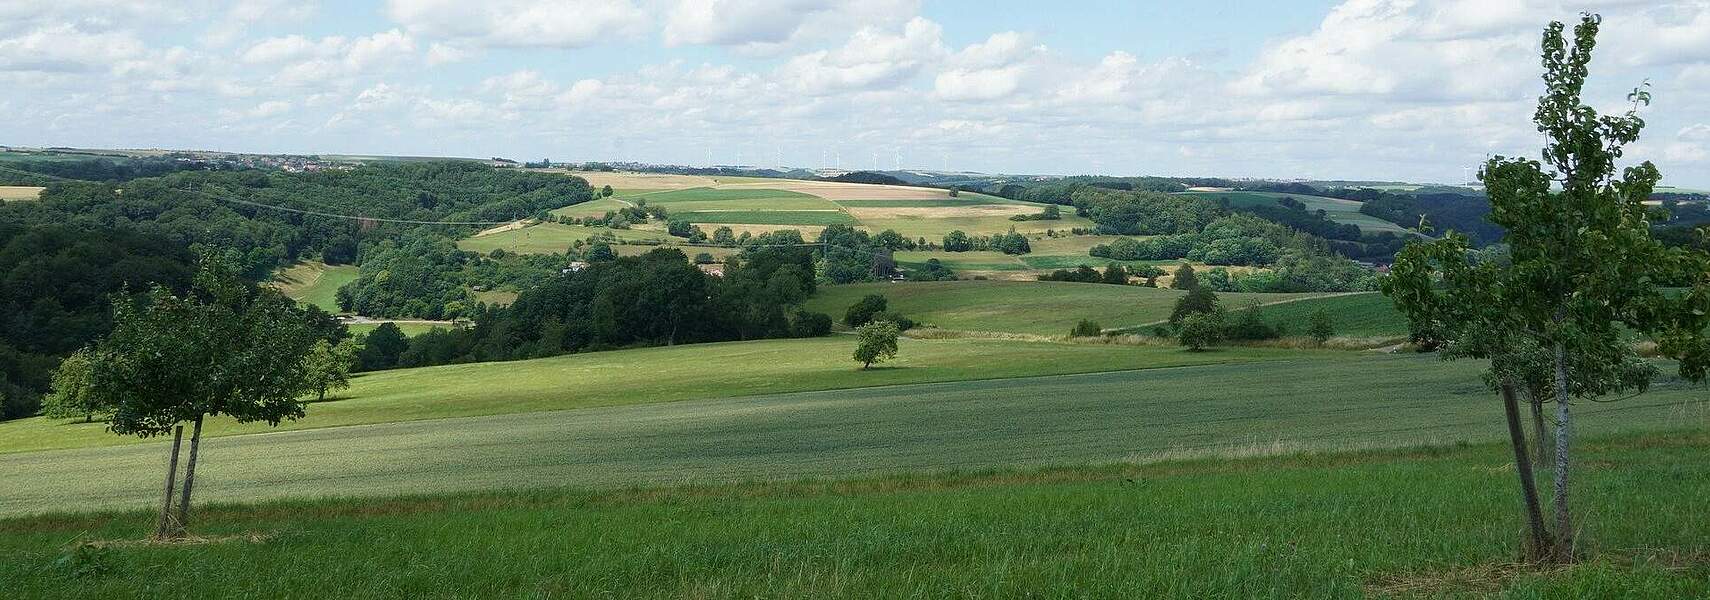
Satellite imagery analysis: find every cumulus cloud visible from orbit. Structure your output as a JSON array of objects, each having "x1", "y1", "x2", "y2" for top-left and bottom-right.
[
  {"x1": 662, "y1": 0, "x2": 918, "y2": 54},
  {"x1": 776, "y1": 17, "x2": 944, "y2": 94},
  {"x1": 2, "y1": 0, "x2": 1708, "y2": 185},
  {"x1": 243, "y1": 30, "x2": 418, "y2": 87},
  {"x1": 384, "y1": 0, "x2": 648, "y2": 48}
]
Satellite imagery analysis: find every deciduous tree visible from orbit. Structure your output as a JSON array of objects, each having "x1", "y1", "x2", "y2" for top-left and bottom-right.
[
  {"x1": 87, "y1": 257, "x2": 319, "y2": 539},
  {"x1": 1383, "y1": 14, "x2": 1710, "y2": 562}
]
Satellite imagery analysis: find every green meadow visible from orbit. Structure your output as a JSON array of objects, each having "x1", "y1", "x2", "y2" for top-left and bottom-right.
[
  {"x1": 4, "y1": 431, "x2": 1707, "y2": 598},
  {"x1": 270, "y1": 261, "x2": 359, "y2": 313}
]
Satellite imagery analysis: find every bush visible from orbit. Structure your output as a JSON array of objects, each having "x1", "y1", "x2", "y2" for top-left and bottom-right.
[
  {"x1": 869, "y1": 311, "x2": 915, "y2": 330},
  {"x1": 1178, "y1": 312, "x2": 1225, "y2": 351},
  {"x1": 1169, "y1": 286, "x2": 1219, "y2": 325},
  {"x1": 1307, "y1": 309, "x2": 1336, "y2": 345},
  {"x1": 844, "y1": 294, "x2": 888, "y2": 327},
  {"x1": 1070, "y1": 319, "x2": 1102, "y2": 337},
  {"x1": 789, "y1": 310, "x2": 833, "y2": 338},
  {"x1": 1224, "y1": 302, "x2": 1280, "y2": 341},
  {"x1": 693, "y1": 252, "x2": 716, "y2": 264}
]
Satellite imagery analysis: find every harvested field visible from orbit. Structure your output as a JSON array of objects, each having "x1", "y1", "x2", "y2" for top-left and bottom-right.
[
  {"x1": 0, "y1": 186, "x2": 45, "y2": 201},
  {"x1": 565, "y1": 171, "x2": 716, "y2": 190},
  {"x1": 720, "y1": 180, "x2": 951, "y2": 200}
]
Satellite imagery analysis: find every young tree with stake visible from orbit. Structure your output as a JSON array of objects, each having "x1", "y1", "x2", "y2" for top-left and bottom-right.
[
  {"x1": 1384, "y1": 14, "x2": 1710, "y2": 561},
  {"x1": 86, "y1": 257, "x2": 319, "y2": 539}
]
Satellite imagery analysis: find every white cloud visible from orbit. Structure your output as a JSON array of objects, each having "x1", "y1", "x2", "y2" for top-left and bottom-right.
[
  {"x1": 776, "y1": 17, "x2": 944, "y2": 94},
  {"x1": 243, "y1": 30, "x2": 418, "y2": 87},
  {"x1": 424, "y1": 43, "x2": 471, "y2": 66},
  {"x1": 0, "y1": 24, "x2": 148, "y2": 73},
  {"x1": 384, "y1": 0, "x2": 648, "y2": 48}
]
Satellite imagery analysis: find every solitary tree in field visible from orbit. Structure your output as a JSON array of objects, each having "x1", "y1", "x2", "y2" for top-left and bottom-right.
[
  {"x1": 1306, "y1": 310, "x2": 1335, "y2": 346},
  {"x1": 1384, "y1": 14, "x2": 1710, "y2": 561},
  {"x1": 87, "y1": 258, "x2": 319, "y2": 539},
  {"x1": 853, "y1": 320, "x2": 900, "y2": 369},
  {"x1": 1170, "y1": 263, "x2": 1198, "y2": 290},
  {"x1": 304, "y1": 339, "x2": 358, "y2": 402}
]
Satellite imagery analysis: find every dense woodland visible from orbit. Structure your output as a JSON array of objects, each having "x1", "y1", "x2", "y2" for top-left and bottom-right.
[{"x1": 361, "y1": 243, "x2": 832, "y2": 370}]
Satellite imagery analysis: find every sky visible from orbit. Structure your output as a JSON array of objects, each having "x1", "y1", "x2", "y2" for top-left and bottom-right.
[{"x1": 2, "y1": 1, "x2": 1709, "y2": 186}]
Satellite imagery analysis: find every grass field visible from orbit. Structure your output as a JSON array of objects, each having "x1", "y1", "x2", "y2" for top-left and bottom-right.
[
  {"x1": 804, "y1": 280, "x2": 1332, "y2": 334},
  {"x1": 347, "y1": 321, "x2": 453, "y2": 338},
  {"x1": 1177, "y1": 191, "x2": 1413, "y2": 234},
  {"x1": 5, "y1": 430, "x2": 1706, "y2": 597},
  {"x1": 4, "y1": 352, "x2": 1706, "y2": 517},
  {"x1": 0, "y1": 336, "x2": 1309, "y2": 454},
  {"x1": 0, "y1": 185, "x2": 45, "y2": 200},
  {"x1": 269, "y1": 261, "x2": 358, "y2": 312},
  {"x1": 1235, "y1": 291, "x2": 1409, "y2": 337}
]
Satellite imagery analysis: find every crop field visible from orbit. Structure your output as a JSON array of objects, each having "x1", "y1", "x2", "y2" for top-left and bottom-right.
[
  {"x1": 668, "y1": 209, "x2": 859, "y2": 225},
  {"x1": 456, "y1": 222, "x2": 673, "y2": 255},
  {"x1": 1177, "y1": 191, "x2": 1413, "y2": 234},
  {"x1": 0, "y1": 336, "x2": 1307, "y2": 454},
  {"x1": 804, "y1": 280, "x2": 1330, "y2": 334},
  {"x1": 270, "y1": 261, "x2": 358, "y2": 312},
  {"x1": 4, "y1": 353, "x2": 1706, "y2": 517},
  {"x1": 6, "y1": 431, "x2": 1707, "y2": 597},
  {"x1": 563, "y1": 171, "x2": 719, "y2": 190},
  {"x1": 632, "y1": 187, "x2": 836, "y2": 208},
  {"x1": 0, "y1": 185, "x2": 45, "y2": 200}
]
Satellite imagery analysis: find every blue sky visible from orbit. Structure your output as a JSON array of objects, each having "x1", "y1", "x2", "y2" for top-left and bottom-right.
[{"x1": 2, "y1": 1, "x2": 1708, "y2": 186}]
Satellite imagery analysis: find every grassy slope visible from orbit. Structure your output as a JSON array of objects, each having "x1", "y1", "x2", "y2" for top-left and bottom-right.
[
  {"x1": 269, "y1": 261, "x2": 358, "y2": 312},
  {"x1": 4, "y1": 353, "x2": 1707, "y2": 516},
  {"x1": 1177, "y1": 190, "x2": 1412, "y2": 234},
  {"x1": 804, "y1": 280, "x2": 1327, "y2": 334},
  {"x1": 1239, "y1": 291, "x2": 1410, "y2": 337},
  {"x1": 5, "y1": 432, "x2": 1707, "y2": 598},
  {"x1": 0, "y1": 336, "x2": 1301, "y2": 454}
]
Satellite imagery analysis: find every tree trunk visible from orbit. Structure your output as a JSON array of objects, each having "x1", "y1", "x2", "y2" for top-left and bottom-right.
[
  {"x1": 1500, "y1": 382, "x2": 1553, "y2": 560},
  {"x1": 1550, "y1": 340, "x2": 1575, "y2": 560},
  {"x1": 318, "y1": 385, "x2": 327, "y2": 403},
  {"x1": 175, "y1": 415, "x2": 205, "y2": 537},
  {"x1": 1528, "y1": 388, "x2": 1550, "y2": 470},
  {"x1": 153, "y1": 425, "x2": 183, "y2": 539}
]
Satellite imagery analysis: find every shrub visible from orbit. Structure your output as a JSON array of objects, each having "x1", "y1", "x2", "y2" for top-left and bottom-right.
[
  {"x1": 1169, "y1": 286, "x2": 1219, "y2": 325},
  {"x1": 844, "y1": 294, "x2": 888, "y2": 327},
  {"x1": 869, "y1": 311, "x2": 915, "y2": 330},
  {"x1": 1070, "y1": 319, "x2": 1103, "y2": 337},
  {"x1": 1307, "y1": 309, "x2": 1336, "y2": 345},
  {"x1": 789, "y1": 310, "x2": 833, "y2": 338},
  {"x1": 1178, "y1": 312, "x2": 1225, "y2": 351}
]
